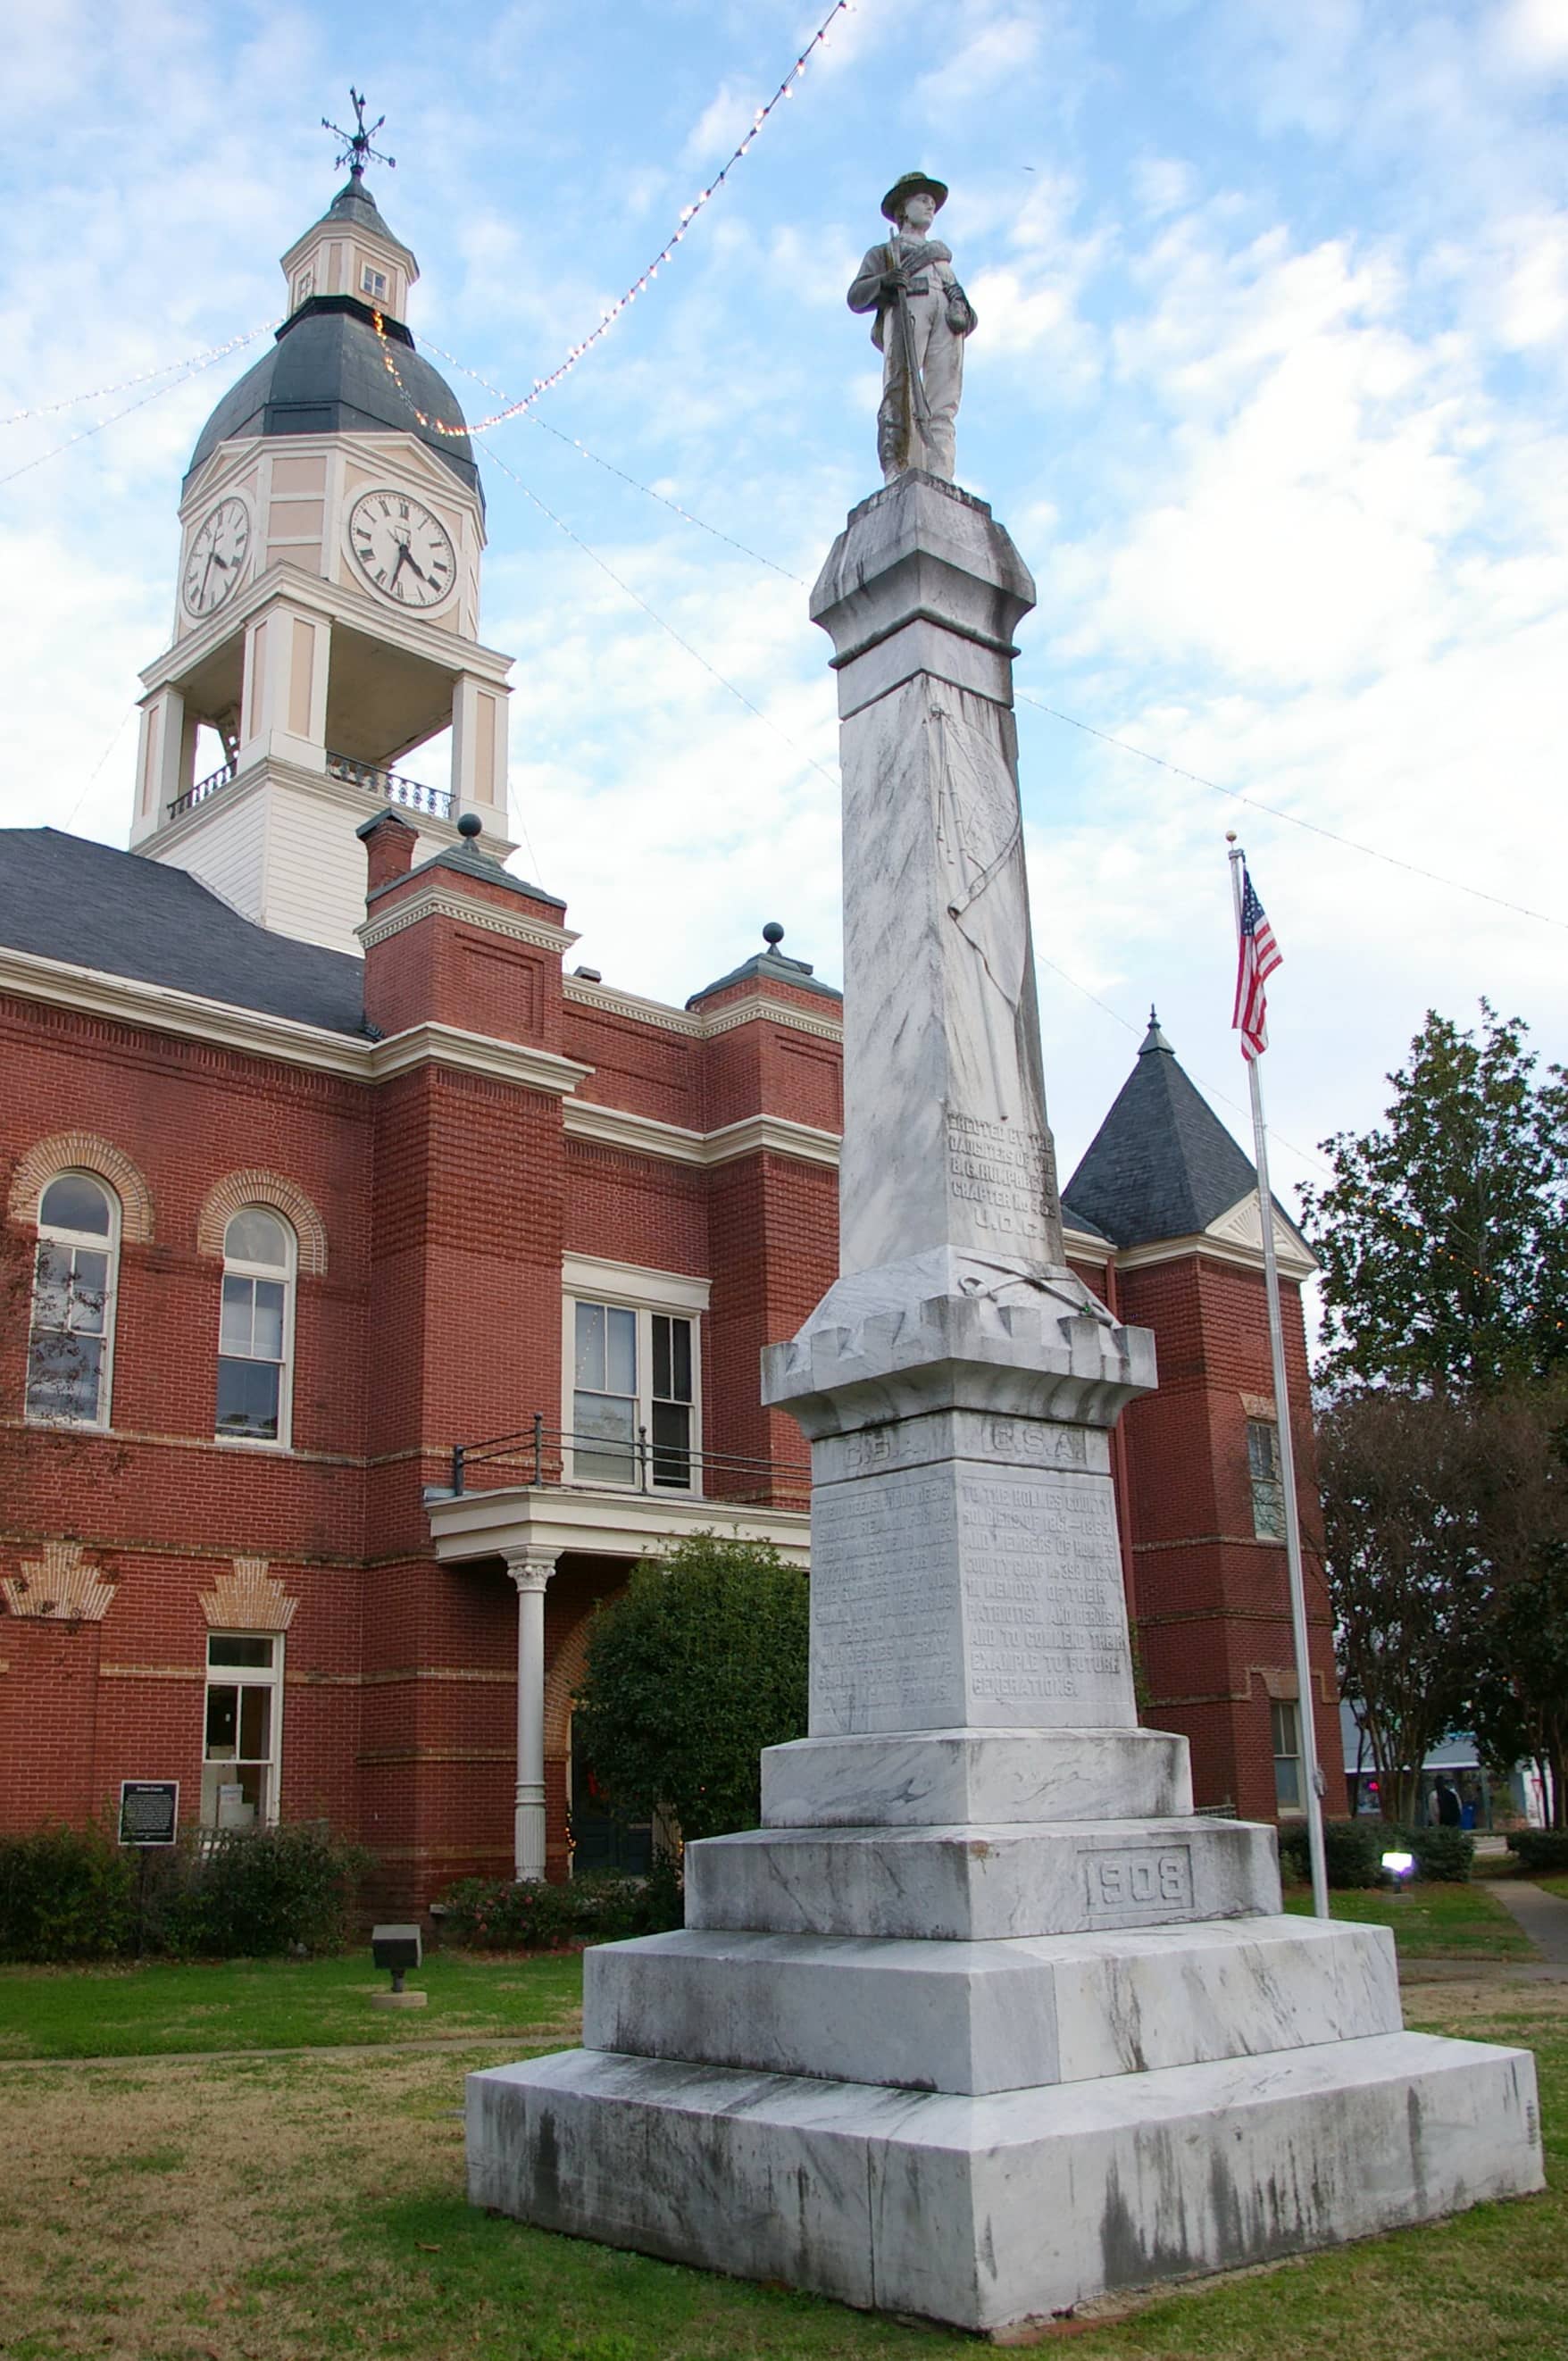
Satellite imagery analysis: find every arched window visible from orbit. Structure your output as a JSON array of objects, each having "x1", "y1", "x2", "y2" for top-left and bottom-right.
[
  {"x1": 216, "y1": 1208, "x2": 296, "y2": 1446},
  {"x1": 26, "y1": 1172, "x2": 120, "y2": 1427}
]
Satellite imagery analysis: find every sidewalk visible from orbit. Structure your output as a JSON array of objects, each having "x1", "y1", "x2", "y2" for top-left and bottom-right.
[{"x1": 1488, "y1": 1878, "x2": 1568, "y2": 1965}]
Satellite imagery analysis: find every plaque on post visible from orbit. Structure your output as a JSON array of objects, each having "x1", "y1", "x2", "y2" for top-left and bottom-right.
[{"x1": 119, "y1": 1781, "x2": 179, "y2": 1848}]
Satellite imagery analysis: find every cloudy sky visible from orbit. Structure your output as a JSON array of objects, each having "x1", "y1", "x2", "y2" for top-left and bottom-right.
[{"x1": 3, "y1": 0, "x2": 1566, "y2": 1222}]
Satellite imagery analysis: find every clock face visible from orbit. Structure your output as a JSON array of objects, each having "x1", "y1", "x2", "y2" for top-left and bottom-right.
[
  {"x1": 181, "y1": 496, "x2": 251, "y2": 619},
  {"x1": 346, "y1": 489, "x2": 457, "y2": 610}
]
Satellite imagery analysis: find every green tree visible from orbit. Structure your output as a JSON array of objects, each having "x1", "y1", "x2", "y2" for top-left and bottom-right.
[
  {"x1": 571, "y1": 1534, "x2": 809, "y2": 1847},
  {"x1": 1298, "y1": 1005, "x2": 1568, "y2": 1395}
]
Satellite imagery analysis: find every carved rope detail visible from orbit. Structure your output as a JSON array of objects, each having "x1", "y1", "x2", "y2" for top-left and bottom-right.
[
  {"x1": 199, "y1": 1556, "x2": 298, "y2": 1631},
  {"x1": 196, "y1": 1171, "x2": 328, "y2": 1274},
  {"x1": 2, "y1": 1539, "x2": 117, "y2": 1623},
  {"x1": 6, "y1": 1133, "x2": 154, "y2": 1240}
]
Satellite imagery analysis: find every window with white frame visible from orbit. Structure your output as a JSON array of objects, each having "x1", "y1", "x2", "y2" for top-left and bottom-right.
[
  {"x1": 216, "y1": 1208, "x2": 296, "y2": 1445},
  {"x1": 26, "y1": 1172, "x2": 120, "y2": 1427},
  {"x1": 360, "y1": 263, "x2": 388, "y2": 302},
  {"x1": 293, "y1": 267, "x2": 314, "y2": 308},
  {"x1": 563, "y1": 1258, "x2": 707, "y2": 1493},
  {"x1": 1247, "y1": 1418, "x2": 1287, "y2": 1540},
  {"x1": 1272, "y1": 1698, "x2": 1304, "y2": 1814},
  {"x1": 202, "y1": 1632, "x2": 283, "y2": 1828}
]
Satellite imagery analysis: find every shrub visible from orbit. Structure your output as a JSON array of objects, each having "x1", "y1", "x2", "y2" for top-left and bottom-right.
[
  {"x1": 1506, "y1": 1828, "x2": 1568, "y2": 1874},
  {"x1": 440, "y1": 1864, "x2": 683, "y2": 1951},
  {"x1": 1277, "y1": 1817, "x2": 1384, "y2": 1889},
  {"x1": 1392, "y1": 1823, "x2": 1475, "y2": 1882},
  {"x1": 0, "y1": 1822, "x2": 135, "y2": 1962},
  {"x1": 571, "y1": 1534, "x2": 809, "y2": 1843},
  {"x1": 154, "y1": 1822, "x2": 369, "y2": 1957}
]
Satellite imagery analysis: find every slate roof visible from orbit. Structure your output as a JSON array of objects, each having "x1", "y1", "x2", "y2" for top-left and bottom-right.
[
  {"x1": 316, "y1": 172, "x2": 405, "y2": 249},
  {"x1": 185, "y1": 303, "x2": 480, "y2": 501},
  {"x1": 1062, "y1": 1010, "x2": 1305, "y2": 1252},
  {"x1": 0, "y1": 829, "x2": 369, "y2": 1039}
]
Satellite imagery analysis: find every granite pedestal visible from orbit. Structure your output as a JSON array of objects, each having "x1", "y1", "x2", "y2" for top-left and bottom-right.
[{"x1": 467, "y1": 477, "x2": 1543, "y2": 2332}]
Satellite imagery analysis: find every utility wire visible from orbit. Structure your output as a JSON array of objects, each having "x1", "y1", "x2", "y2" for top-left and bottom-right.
[
  {"x1": 0, "y1": 330, "x2": 272, "y2": 489},
  {"x1": 476, "y1": 437, "x2": 839, "y2": 791}
]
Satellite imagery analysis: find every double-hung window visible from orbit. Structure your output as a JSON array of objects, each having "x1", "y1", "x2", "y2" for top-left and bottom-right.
[
  {"x1": 202, "y1": 1632, "x2": 283, "y2": 1828},
  {"x1": 1272, "y1": 1698, "x2": 1304, "y2": 1815},
  {"x1": 563, "y1": 1258, "x2": 707, "y2": 1494},
  {"x1": 1247, "y1": 1419, "x2": 1287, "y2": 1541},
  {"x1": 26, "y1": 1172, "x2": 119, "y2": 1428},
  {"x1": 216, "y1": 1209, "x2": 295, "y2": 1445}
]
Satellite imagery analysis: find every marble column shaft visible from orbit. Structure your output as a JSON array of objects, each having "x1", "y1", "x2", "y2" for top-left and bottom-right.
[{"x1": 505, "y1": 1549, "x2": 555, "y2": 1881}]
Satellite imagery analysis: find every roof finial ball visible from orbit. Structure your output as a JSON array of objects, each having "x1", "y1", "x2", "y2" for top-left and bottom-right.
[
  {"x1": 457, "y1": 812, "x2": 483, "y2": 841},
  {"x1": 762, "y1": 922, "x2": 786, "y2": 953}
]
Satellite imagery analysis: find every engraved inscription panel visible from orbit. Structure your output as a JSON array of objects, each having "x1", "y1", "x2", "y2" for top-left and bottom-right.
[
  {"x1": 810, "y1": 1466, "x2": 962, "y2": 1731},
  {"x1": 959, "y1": 1467, "x2": 1136, "y2": 1724},
  {"x1": 1082, "y1": 1846, "x2": 1194, "y2": 1918},
  {"x1": 946, "y1": 1113, "x2": 1055, "y2": 1247}
]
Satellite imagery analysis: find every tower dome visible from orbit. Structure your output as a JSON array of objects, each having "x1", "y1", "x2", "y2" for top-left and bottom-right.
[{"x1": 185, "y1": 174, "x2": 481, "y2": 505}]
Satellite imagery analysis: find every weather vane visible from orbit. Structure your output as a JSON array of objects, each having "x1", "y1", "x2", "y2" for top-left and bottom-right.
[{"x1": 322, "y1": 88, "x2": 395, "y2": 180}]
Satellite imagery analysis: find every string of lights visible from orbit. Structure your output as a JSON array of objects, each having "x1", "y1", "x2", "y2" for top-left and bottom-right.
[
  {"x1": 475, "y1": 436, "x2": 839, "y2": 789},
  {"x1": 0, "y1": 328, "x2": 274, "y2": 491},
  {"x1": 0, "y1": 323, "x2": 276, "y2": 429},
  {"x1": 1015, "y1": 692, "x2": 1568, "y2": 939},
  {"x1": 374, "y1": 0, "x2": 851, "y2": 436}
]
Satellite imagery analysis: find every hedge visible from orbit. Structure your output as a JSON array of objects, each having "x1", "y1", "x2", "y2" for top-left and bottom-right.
[
  {"x1": 1276, "y1": 1817, "x2": 1475, "y2": 1887},
  {"x1": 0, "y1": 1820, "x2": 367, "y2": 1963},
  {"x1": 439, "y1": 1862, "x2": 684, "y2": 1950},
  {"x1": 1506, "y1": 1828, "x2": 1568, "y2": 1874}
]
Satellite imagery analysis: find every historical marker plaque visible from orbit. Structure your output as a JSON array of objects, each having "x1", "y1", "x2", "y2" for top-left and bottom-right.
[{"x1": 119, "y1": 1780, "x2": 179, "y2": 1848}]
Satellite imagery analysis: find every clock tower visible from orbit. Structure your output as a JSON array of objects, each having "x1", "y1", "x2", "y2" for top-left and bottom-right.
[{"x1": 129, "y1": 154, "x2": 515, "y2": 955}]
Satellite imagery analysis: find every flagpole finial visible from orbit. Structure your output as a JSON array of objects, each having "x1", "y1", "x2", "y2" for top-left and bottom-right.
[{"x1": 1225, "y1": 830, "x2": 1238, "y2": 846}]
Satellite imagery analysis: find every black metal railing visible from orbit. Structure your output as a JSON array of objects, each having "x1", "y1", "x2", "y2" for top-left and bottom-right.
[
  {"x1": 327, "y1": 750, "x2": 454, "y2": 819},
  {"x1": 448, "y1": 1414, "x2": 808, "y2": 1507},
  {"x1": 167, "y1": 760, "x2": 236, "y2": 821}
]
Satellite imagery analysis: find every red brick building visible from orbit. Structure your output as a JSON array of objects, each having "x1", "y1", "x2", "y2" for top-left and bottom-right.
[{"x1": 0, "y1": 170, "x2": 1334, "y2": 1908}]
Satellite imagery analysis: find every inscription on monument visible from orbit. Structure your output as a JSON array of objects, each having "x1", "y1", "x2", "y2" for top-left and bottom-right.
[
  {"x1": 959, "y1": 1468, "x2": 1134, "y2": 1718},
  {"x1": 946, "y1": 1113, "x2": 1052, "y2": 1241},
  {"x1": 811, "y1": 1466, "x2": 961, "y2": 1727},
  {"x1": 1082, "y1": 1846, "x2": 1194, "y2": 1916}
]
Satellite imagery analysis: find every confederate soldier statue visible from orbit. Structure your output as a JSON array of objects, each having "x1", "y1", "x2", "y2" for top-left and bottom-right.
[{"x1": 848, "y1": 169, "x2": 977, "y2": 483}]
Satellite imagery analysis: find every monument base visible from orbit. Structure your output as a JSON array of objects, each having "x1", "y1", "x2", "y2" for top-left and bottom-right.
[{"x1": 468, "y1": 2030, "x2": 1540, "y2": 2333}]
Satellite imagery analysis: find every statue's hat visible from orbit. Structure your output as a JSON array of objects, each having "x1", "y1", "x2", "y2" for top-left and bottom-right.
[{"x1": 881, "y1": 170, "x2": 948, "y2": 222}]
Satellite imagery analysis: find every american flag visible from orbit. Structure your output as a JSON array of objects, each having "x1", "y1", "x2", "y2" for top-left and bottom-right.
[{"x1": 1232, "y1": 867, "x2": 1282, "y2": 1061}]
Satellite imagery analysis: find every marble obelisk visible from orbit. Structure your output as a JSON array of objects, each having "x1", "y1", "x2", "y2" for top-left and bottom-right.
[{"x1": 466, "y1": 201, "x2": 1542, "y2": 2334}]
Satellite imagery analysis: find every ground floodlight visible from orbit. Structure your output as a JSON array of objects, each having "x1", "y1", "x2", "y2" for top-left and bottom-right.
[{"x1": 371, "y1": 1923, "x2": 425, "y2": 2006}]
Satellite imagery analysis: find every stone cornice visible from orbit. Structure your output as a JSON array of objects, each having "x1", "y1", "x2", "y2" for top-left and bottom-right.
[
  {"x1": 563, "y1": 1099, "x2": 841, "y2": 1171},
  {"x1": 428, "y1": 1482, "x2": 810, "y2": 1568},
  {"x1": 368, "y1": 1023, "x2": 592, "y2": 1097},
  {"x1": 0, "y1": 943, "x2": 590, "y2": 1097},
  {"x1": 564, "y1": 974, "x2": 843, "y2": 1046},
  {"x1": 358, "y1": 884, "x2": 577, "y2": 956},
  {"x1": 1113, "y1": 1229, "x2": 1318, "y2": 1284}
]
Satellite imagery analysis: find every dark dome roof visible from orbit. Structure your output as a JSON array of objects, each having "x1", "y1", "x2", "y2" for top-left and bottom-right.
[{"x1": 185, "y1": 299, "x2": 480, "y2": 505}]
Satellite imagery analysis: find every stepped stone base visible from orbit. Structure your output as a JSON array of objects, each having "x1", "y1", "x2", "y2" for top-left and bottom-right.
[
  {"x1": 583, "y1": 1916, "x2": 1401, "y2": 2095},
  {"x1": 467, "y1": 2032, "x2": 1542, "y2": 2333}
]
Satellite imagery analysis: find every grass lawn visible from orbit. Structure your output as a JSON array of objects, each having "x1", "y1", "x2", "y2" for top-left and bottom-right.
[
  {"x1": 0, "y1": 1948, "x2": 583, "y2": 2059},
  {"x1": 1282, "y1": 1878, "x2": 1539, "y2": 1959},
  {"x1": 0, "y1": 1943, "x2": 1561, "y2": 2360},
  {"x1": 1539, "y1": 1873, "x2": 1568, "y2": 1904}
]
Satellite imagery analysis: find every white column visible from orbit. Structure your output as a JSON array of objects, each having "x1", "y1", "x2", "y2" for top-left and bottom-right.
[
  {"x1": 130, "y1": 685, "x2": 189, "y2": 843},
  {"x1": 505, "y1": 1548, "x2": 557, "y2": 1881},
  {"x1": 451, "y1": 670, "x2": 511, "y2": 831}
]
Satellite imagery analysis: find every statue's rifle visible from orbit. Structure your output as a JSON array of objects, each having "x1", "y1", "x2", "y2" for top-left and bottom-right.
[{"x1": 885, "y1": 241, "x2": 934, "y2": 430}]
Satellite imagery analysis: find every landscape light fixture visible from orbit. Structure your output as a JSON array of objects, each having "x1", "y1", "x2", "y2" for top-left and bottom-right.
[
  {"x1": 1381, "y1": 1849, "x2": 1416, "y2": 1890},
  {"x1": 370, "y1": 1923, "x2": 426, "y2": 2007}
]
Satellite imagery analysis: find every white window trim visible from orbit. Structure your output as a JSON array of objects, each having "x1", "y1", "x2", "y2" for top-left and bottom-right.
[
  {"x1": 215, "y1": 1211, "x2": 297, "y2": 1452},
  {"x1": 1272, "y1": 1697, "x2": 1305, "y2": 1819},
  {"x1": 562, "y1": 1258, "x2": 707, "y2": 1496},
  {"x1": 26, "y1": 1170, "x2": 121, "y2": 1432},
  {"x1": 1247, "y1": 1417, "x2": 1287, "y2": 1542},
  {"x1": 202, "y1": 1631, "x2": 285, "y2": 1831}
]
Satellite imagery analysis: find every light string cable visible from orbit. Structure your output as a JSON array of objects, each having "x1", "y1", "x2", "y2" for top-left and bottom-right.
[
  {"x1": 373, "y1": 0, "x2": 852, "y2": 434},
  {"x1": 476, "y1": 436, "x2": 838, "y2": 789},
  {"x1": 0, "y1": 324, "x2": 276, "y2": 490},
  {"x1": 422, "y1": 338, "x2": 802, "y2": 581},
  {"x1": 1016, "y1": 692, "x2": 1568, "y2": 939},
  {"x1": 0, "y1": 322, "x2": 277, "y2": 428}
]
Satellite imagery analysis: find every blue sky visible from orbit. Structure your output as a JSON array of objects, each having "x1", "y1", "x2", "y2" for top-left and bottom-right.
[{"x1": 3, "y1": 0, "x2": 1567, "y2": 1215}]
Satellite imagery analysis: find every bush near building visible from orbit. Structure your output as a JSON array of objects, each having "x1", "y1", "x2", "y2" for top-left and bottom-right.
[
  {"x1": 1277, "y1": 1818, "x2": 1474, "y2": 1889},
  {"x1": 0, "y1": 1820, "x2": 366, "y2": 1963}
]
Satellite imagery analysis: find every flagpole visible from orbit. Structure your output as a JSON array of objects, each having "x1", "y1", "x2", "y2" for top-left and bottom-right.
[{"x1": 1227, "y1": 838, "x2": 1330, "y2": 1923}]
